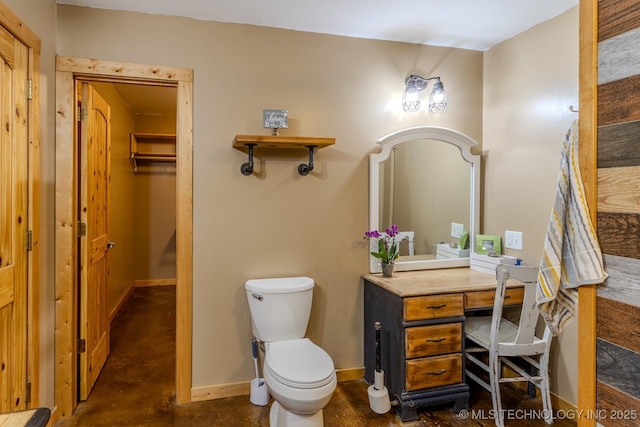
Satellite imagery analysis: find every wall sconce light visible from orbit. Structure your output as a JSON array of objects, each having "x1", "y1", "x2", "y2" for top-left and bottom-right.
[{"x1": 402, "y1": 75, "x2": 447, "y2": 113}]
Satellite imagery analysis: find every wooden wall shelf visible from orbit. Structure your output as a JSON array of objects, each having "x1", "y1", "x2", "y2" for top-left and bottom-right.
[
  {"x1": 232, "y1": 135, "x2": 335, "y2": 150},
  {"x1": 232, "y1": 134, "x2": 335, "y2": 176}
]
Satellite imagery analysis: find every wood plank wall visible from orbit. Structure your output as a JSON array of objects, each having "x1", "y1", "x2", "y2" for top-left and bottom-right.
[{"x1": 596, "y1": 1, "x2": 640, "y2": 425}]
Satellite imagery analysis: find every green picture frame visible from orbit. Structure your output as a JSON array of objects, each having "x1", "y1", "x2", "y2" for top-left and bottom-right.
[
  {"x1": 459, "y1": 231, "x2": 469, "y2": 249},
  {"x1": 475, "y1": 234, "x2": 502, "y2": 255}
]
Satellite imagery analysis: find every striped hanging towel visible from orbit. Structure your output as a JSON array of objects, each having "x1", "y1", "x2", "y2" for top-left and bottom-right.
[{"x1": 537, "y1": 120, "x2": 608, "y2": 335}]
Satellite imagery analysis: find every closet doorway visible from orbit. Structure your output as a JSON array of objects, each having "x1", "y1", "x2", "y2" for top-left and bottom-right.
[
  {"x1": 80, "y1": 81, "x2": 178, "y2": 400},
  {"x1": 55, "y1": 57, "x2": 193, "y2": 420}
]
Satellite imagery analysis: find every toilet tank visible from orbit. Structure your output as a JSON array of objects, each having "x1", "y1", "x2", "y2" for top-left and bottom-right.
[{"x1": 245, "y1": 276, "x2": 314, "y2": 342}]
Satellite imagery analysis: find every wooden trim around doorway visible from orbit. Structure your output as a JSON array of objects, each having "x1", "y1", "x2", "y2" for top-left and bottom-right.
[
  {"x1": 54, "y1": 57, "x2": 194, "y2": 421},
  {"x1": 577, "y1": 0, "x2": 598, "y2": 426}
]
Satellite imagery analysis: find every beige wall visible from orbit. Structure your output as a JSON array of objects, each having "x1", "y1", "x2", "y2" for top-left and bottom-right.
[
  {"x1": 56, "y1": 4, "x2": 484, "y2": 389},
  {"x1": 133, "y1": 168, "x2": 177, "y2": 281},
  {"x1": 133, "y1": 115, "x2": 177, "y2": 281},
  {"x1": 483, "y1": 7, "x2": 579, "y2": 404}
]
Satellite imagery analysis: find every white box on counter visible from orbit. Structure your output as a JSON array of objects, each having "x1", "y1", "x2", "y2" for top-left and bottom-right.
[
  {"x1": 436, "y1": 243, "x2": 470, "y2": 259},
  {"x1": 470, "y1": 252, "x2": 518, "y2": 275}
]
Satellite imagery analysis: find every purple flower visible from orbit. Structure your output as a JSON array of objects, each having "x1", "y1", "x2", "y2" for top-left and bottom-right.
[
  {"x1": 364, "y1": 224, "x2": 400, "y2": 264},
  {"x1": 385, "y1": 224, "x2": 399, "y2": 238},
  {"x1": 365, "y1": 230, "x2": 381, "y2": 239}
]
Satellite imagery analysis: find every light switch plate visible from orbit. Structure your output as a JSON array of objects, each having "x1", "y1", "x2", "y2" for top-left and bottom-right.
[
  {"x1": 451, "y1": 222, "x2": 464, "y2": 238},
  {"x1": 505, "y1": 230, "x2": 523, "y2": 250}
]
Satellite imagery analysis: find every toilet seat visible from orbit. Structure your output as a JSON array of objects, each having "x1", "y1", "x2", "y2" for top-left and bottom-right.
[{"x1": 265, "y1": 338, "x2": 334, "y2": 389}]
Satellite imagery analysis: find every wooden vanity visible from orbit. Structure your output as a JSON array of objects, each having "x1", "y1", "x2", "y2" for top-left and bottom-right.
[{"x1": 362, "y1": 267, "x2": 524, "y2": 421}]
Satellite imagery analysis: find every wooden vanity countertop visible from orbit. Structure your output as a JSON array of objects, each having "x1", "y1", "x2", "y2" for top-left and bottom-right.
[{"x1": 362, "y1": 267, "x2": 520, "y2": 297}]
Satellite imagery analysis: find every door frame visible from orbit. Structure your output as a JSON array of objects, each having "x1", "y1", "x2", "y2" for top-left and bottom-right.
[
  {"x1": 0, "y1": 1, "x2": 41, "y2": 408},
  {"x1": 54, "y1": 57, "x2": 193, "y2": 419},
  {"x1": 577, "y1": 0, "x2": 597, "y2": 426}
]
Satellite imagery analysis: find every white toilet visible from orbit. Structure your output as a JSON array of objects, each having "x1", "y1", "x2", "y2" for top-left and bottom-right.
[{"x1": 245, "y1": 276, "x2": 336, "y2": 427}]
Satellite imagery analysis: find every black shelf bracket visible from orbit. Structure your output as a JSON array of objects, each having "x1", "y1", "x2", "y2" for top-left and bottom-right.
[
  {"x1": 240, "y1": 143, "x2": 257, "y2": 175},
  {"x1": 298, "y1": 145, "x2": 317, "y2": 176}
]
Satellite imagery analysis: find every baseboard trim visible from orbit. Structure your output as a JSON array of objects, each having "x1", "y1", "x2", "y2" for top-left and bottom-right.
[
  {"x1": 190, "y1": 367, "x2": 365, "y2": 402},
  {"x1": 336, "y1": 367, "x2": 365, "y2": 382},
  {"x1": 134, "y1": 278, "x2": 176, "y2": 287},
  {"x1": 45, "y1": 406, "x2": 58, "y2": 427},
  {"x1": 551, "y1": 392, "x2": 576, "y2": 413},
  {"x1": 191, "y1": 381, "x2": 250, "y2": 402},
  {"x1": 109, "y1": 282, "x2": 135, "y2": 324}
]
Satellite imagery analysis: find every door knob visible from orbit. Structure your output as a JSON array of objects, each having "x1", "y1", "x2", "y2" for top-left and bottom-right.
[{"x1": 107, "y1": 240, "x2": 116, "y2": 249}]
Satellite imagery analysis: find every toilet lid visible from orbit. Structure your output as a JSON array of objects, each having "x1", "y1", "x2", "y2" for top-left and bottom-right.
[{"x1": 265, "y1": 338, "x2": 335, "y2": 389}]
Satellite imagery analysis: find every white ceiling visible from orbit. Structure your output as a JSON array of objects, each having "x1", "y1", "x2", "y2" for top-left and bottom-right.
[{"x1": 57, "y1": 0, "x2": 578, "y2": 51}]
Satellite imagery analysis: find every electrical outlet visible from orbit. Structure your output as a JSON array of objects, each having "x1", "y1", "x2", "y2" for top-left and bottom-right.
[
  {"x1": 451, "y1": 222, "x2": 464, "y2": 238},
  {"x1": 504, "y1": 230, "x2": 523, "y2": 250}
]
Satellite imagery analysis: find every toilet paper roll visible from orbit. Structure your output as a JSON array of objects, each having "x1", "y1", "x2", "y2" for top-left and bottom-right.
[
  {"x1": 374, "y1": 370, "x2": 385, "y2": 391},
  {"x1": 367, "y1": 384, "x2": 391, "y2": 414}
]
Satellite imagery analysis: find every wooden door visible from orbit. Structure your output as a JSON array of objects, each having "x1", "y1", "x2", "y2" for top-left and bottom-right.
[
  {"x1": 0, "y1": 26, "x2": 30, "y2": 412},
  {"x1": 78, "y1": 82, "x2": 112, "y2": 400}
]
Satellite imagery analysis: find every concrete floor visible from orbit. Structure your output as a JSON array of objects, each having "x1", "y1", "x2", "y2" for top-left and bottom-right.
[{"x1": 57, "y1": 286, "x2": 576, "y2": 426}]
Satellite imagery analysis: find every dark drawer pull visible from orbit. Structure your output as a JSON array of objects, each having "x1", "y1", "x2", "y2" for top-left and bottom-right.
[
  {"x1": 426, "y1": 337, "x2": 446, "y2": 343},
  {"x1": 427, "y1": 369, "x2": 447, "y2": 376},
  {"x1": 426, "y1": 304, "x2": 446, "y2": 309}
]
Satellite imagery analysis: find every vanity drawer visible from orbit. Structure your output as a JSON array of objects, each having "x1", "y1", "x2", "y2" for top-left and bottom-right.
[
  {"x1": 405, "y1": 322, "x2": 462, "y2": 359},
  {"x1": 465, "y1": 287, "x2": 524, "y2": 310},
  {"x1": 404, "y1": 294, "x2": 464, "y2": 321},
  {"x1": 405, "y1": 353, "x2": 463, "y2": 391}
]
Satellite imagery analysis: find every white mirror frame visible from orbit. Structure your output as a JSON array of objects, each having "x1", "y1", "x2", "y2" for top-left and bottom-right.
[{"x1": 369, "y1": 126, "x2": 481, "y2": 273}]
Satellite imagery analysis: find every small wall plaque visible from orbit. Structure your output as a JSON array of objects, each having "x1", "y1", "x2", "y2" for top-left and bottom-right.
[{"x1": 263, "y1": 109, "x2": 288, "y2": 130}]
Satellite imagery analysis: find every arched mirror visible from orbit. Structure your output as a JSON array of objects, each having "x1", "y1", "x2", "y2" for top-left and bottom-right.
[{"x1": 369, "y1": 126, "x2": 481, "y2": 272}]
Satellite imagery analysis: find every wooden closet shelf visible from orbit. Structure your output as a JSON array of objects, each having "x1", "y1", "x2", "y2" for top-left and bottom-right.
[
  {"x1": 130, "y1": 133, "x2": 176, "y2": 173},
  {"x1": 132, "y1": 133, "x2": 176, "y2": 140},
  {"x1": 131, "y1": 154, "x2": 176, "y2": 161},
  {"x1": 131, "y1": 152, "x2": 176, "y2": 159}
]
